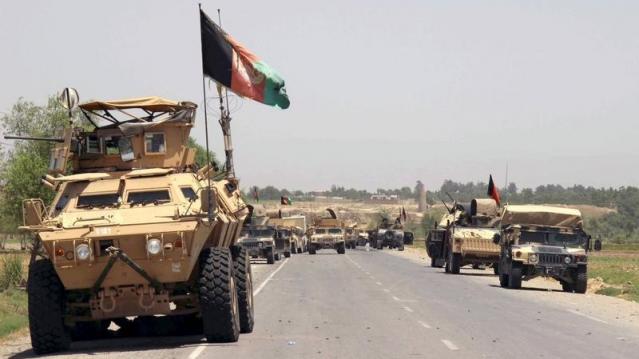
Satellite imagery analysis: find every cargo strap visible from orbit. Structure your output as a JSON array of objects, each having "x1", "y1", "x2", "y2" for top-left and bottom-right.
[{"x1": 91, "y1": 246, "x2": 163, "y2": 294}]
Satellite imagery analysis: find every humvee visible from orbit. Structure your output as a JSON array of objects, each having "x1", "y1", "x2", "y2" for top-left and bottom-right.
[
  {"x1": 344, "y1": 223, "x2": 359, "y2": 249},
  {"x1": 426, "y1": 198, "x2": 500, "y2": 274},
  {"x1": 371, "y1": 216, "x2": 408, "y2": 251},
  {"x1": 238, "y1": 225, "x2": 279, "y2": 264},
  {"x1": 269, "y1": 215, "x2": 308, "y2": 254},
  {"x1": 11, "y1": 96, "x2": 254, "y2": 354},
  {"x1": 496, "y1": 205, "x2": 591, "y2": 293},
  {"x1": 275, "y1": 227, "x2": 293, "y2": 258},
  {"x1": 307, "y1": 210, "x2": 346, "y2": 254}
]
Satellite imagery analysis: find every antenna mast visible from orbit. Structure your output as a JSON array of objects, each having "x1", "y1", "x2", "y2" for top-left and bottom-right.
[{"x1": 217, "y1": 8, "x2": 235, "y2": 178}]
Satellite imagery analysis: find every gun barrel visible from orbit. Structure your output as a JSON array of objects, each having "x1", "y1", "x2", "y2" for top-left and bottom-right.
[{"x1": 4, "y1": 135, "x2": 64, "y2": 143}]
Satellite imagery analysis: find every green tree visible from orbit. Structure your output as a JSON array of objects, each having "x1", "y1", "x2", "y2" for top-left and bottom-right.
[
  {"x1": 187, "y1": 137, "x2": 219, "y2": 168},
  {"x1": 0, "y1": 97, "x2": 69, "y2": 231}
]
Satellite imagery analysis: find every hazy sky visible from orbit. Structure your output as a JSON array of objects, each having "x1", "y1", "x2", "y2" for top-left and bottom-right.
[{"x1": 1, "y1": 0, "x2": 638, "y2": 191}]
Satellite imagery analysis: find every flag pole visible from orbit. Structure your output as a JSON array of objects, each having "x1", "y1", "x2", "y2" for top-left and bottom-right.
[
  {"x1": 198, "y1": 3, "x2": 213, "y2": 223},
  {"x1": 216, "y1": 8, "x2": 235, "y2": 178}
]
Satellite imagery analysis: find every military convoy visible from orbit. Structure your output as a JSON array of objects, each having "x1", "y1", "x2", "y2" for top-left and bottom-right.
[
  {"x1": 12, "y1": 96, "x2": 255, "y2": 354},
  {"x1": 426, "y1": 198, "x2": 501, "y2": 274},
  {"x1": 495, "y1": 205, "x2": 591, "y2": 293},
  {"x1": 370, "y1": 212, "x2": 413, "y2": 251}
]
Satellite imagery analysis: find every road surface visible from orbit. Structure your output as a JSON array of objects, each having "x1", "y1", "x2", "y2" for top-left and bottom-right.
[{"x1": 4, "y1": 248, "x2": 639, "y2": 358}]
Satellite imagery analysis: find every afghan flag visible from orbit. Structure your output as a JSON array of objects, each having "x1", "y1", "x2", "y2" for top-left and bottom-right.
[
  {"x1": 199, "y1": 9, "x2": 290, "y2": 109},
  {"x1": 281, "y1": 196, "x2": 291, "y2": 205},
  {"x1": 252, "y1": 186, "x2": 259, "y2": 203},
  {"x1": 487, "y1": 175, "x2": 501, "y2": 207}
]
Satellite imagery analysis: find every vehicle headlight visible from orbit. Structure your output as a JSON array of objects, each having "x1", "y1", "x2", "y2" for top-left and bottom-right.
[
  {"x1": 147, "y1": 238, "x2": 162, "y2": 255},
  {"x1": 564, "y1": 256, "x2": 572, "y2": 264},
  {"x1": 76, "y1": 243, "x2": 91, "y2": 260},
  {"x1": 528, "y1": 254, "x2": 538, "y2": 263}
]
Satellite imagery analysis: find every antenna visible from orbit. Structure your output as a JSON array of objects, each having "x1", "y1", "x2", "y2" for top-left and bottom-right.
[{"x1": 503, "y1": 162, "x2": 509, "y2": 203}]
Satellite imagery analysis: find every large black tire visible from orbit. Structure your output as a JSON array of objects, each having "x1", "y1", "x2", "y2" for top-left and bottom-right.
[
  {"x1": 561, "y1": 281, "x2": 574, "y2": 292},
  {"x1": 449, "y1": 251, "x2": 461, "y2": 274},
  {"x1": 574, "y1": 265, "x2": 588, "y2": 294},
  {"x1": 284, "y1": 251, "x2": 291, "y2": 258},
  {"x1": 493, "y1": 263, "x2": 499, "y2": 275},
  {"x1": 430, "y1": 257, "x2": 437, "y2": 268},
  {"x1": 376, "y1": 240, "x2": 383, "y2": 250},
  {"x1": 337, "y1": 243, "x2": 346, "y2": 254},
  {"x1": 266, "y1": 248, "x2": 275, "y2": 264},
  {"x1": 309, "y1": 245, "x2": 316, "y2": 255},
  {"x1": 28, "y1": 259, "x2": 71, "y2": 354},
  {"x1": 508, "y1": 263, "x2": 522, "y2": 289},
  {"x1": 274, "y1": 253, "x2": 281, "y2": 261},
  {"x1": 499, "y1": 272, "x2": 509, "y2": 287},
  {"x1": 198, "y1": 248, "x2": 240, "y2": 343},
  {"x1": 398, "y1": 243, "x2": 404, "y2": 251},
  {"x1": 233, "y1": 247, "x2": 255, "y2": 333}
]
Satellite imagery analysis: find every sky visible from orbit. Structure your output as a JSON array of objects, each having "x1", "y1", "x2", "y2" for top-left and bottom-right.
[{"x1": 1, "y1": 0, "x2": 638, "y2": 192}]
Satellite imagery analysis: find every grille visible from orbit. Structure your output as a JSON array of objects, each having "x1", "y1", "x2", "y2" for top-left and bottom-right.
[
  {"x1": 539, "y1": 253, "x2": 562, "y2": 265},
  {"x1": 241, "y1": 242, "x2": 260, "y2": 248}
]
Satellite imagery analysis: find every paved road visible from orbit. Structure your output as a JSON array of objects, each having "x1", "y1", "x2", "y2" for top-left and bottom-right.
[{"x1": 5, "y1": 249, "x2": 639, "y2": 358}]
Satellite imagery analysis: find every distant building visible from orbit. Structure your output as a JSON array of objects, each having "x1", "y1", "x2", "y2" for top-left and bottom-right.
[{"x1": 368, "y1": 194, "x2": 399, "y2": 203}]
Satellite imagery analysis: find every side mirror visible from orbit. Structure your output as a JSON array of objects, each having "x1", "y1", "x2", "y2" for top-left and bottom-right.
[{"x1": 493, "y1": 233, "x2": 501, "y2": 244}]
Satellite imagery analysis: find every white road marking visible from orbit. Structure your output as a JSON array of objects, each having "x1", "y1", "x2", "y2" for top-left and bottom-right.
[
  {"x1": 188, "y1": 258, "x2": 289, "y2": 359},
  {"x1": 567, "y1": 309, "x2": 608, "y2": 324},
  {"x1": 418, "y1": 320, "x2": 431, "y2": 329},
  {"x1": 403, "y1": 306, "x2": 414, "y2": 313},
  {"x1": 375, "y1": 281, "x2": 382, "y2": 286},
  {"x1": 383, "y1": 289, "x2": 390, "y2": 293},
  {"x1": 392, "y1": 296, "x2": 400, "y2": 301},
  {"x1": 365, "y1": 271, "x2": 370, "y2": 275},
  {"x1": 441, "y1": 339, "x2": 459, "y2": 351},
  {"x1": 188, "y1": 345, "x2": 206, "y2": 359},
  {"x1": 254, "y1": 258, "x2": 289, "y2": 296}
]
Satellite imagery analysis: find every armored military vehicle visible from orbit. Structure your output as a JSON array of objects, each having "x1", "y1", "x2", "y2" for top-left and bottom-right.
[
  {"x1": 371, "y1": 214, "x2": 409, "y2": 251},
  {"x1": 495, "y1": 205, "x2": 591, "y2": 293},
  {"x1": 344, "y1": 223, "x2": 359, "y2": 249},
  {"x1": 307, "y1": 209, "x2": 346, "y2": 254},
  {"x1": 269, "y1": 215, "x2": 308, "y2": 254},
  {"x1": 238, "y1": 225, "x2": 279, "y2": 264},
  {"x1": 426, "y1": 198, "x2": 500, "y2": 274},
  {"x1": 10, "y1": 95, "x2": 254, "y2": 354}
]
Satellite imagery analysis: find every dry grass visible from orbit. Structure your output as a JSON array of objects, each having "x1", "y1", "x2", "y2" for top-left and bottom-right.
[{"x1": 0, "y1": 253, "x2": 29, "y2": 339}]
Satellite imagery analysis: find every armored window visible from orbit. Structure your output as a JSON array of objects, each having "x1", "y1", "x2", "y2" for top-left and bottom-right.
[
  {"x1": 328, "y1": 228, "x2": 343, "y2": 234},
  {"x1": 77, "y1": 193, "x2": 120, "y2": 208},
  {"x1": 118, "y1": 137, "x2": 135, "y2": 162},
  {"x1": 314, "y1": 229, "x2": 326, "y2": 234},
  {"x1": 145, "y1": 132, "x2": 166, "y2": 154},
  {"x1": 180, "y1": 187, "x2": 198, "y2": 201},
  {"x1": 86, "y1": 135, "x2": 101, "y2": 154},
  {"x1": 127, "y1": 190, "x2": 171, "y2": 205},
  {"x1": 104, "y1": 136, "x2": 121, "y2": 155}
]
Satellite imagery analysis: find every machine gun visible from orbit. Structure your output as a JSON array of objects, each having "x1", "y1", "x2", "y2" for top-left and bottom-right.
[{"x1": 3, "y1": 135, "x2": 65, "y2": 143}]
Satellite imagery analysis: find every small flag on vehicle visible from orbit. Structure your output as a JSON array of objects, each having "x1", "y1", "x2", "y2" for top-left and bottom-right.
[
  {"x1": 281, "y1": 196, "x2": 291, "y2": 205},
  {"x1": 252, "y1": 186, "x2": 259, "y2": 203},
  {"x1": 487, "y1": 175, "x2": 501, "y2": 206}
]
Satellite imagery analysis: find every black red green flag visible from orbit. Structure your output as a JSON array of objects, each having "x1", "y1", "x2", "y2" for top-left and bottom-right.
[
  {"x1": 281, "y1": 196, "x2": 291, "y2": 205},
  {"x1": 487, "y1": 175, "x2": 501, "y2": 206},
  {"x1": 199, "y1": 9, "x2": 290, "y2": 109},
  {"x1": 252, "y1": 186, "x2": 259, "y2": 203}
]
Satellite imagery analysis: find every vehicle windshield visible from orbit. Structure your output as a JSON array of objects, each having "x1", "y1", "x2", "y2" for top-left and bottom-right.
[
  {"x1": 314, "y1": 229, "x2": 327, "y2": 234},
  {"x1": 249, "y1": 229, "x2": 275, "y2": 237},
  {"x1": 277, "y1": 230, "x2": 291, "y2": 238},
  {"x1": 519, "y1": 230, "x2": 586, "y2": 247},
  {"x1": 328, "y1": 228, "x2": 343, "y2": 234},
  {"x1": 76, "y1": 193, "x2": 119, "y2": 208},
  {"x1": 127, "y1": 190, "x2": 171, "y2": 206}
]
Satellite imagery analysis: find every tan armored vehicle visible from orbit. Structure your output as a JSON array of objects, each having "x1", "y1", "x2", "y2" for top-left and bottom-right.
[
  {"x1": 426, "y1": 198, "x2": 500, "y2": 274},
  {"x1": 238, "y1": 225, "x2": 279, "y2": 264},
  {"x1": 269, "y1": 215, "x2": 308, "y2": 254},
  {"x1": 495, "y1": 205, "x2": 591, "y2": 293},
  {"x1": 307, "y1": 209, "x2": 345, "y2": 254},
  {"x1": 12, "y1": 96, "x2": 254, "y2": 354},
  {"x1": 344, "y1": 222, "x2": 359, "y2": 249}
]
